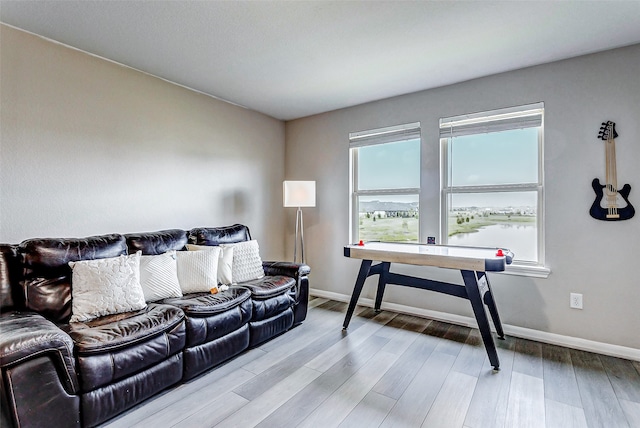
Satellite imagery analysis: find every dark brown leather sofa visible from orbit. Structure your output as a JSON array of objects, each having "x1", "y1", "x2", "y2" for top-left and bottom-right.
[{"x1": 0, "y1": 224, "x2": 310, "y2": 427}]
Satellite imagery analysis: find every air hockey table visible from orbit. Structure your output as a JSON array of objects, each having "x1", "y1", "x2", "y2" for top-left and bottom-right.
[{"x1": 343, "y1": 241, "x2": 514, "y2": 369}]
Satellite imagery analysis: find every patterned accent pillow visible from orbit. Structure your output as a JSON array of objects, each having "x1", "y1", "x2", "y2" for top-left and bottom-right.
[
  {"x1": 220, "y1": 240, "x2": 264, "y2": 283},
  {"x1": 69, "y1": 252, "x2": 146, "y2": 322},
  {"x1": 139, "y1": 251, "x2": 182, "y2": 302},
  {"x1": 175, "y1": 247, "x2": 220, "y2": 293},
  {"x1": 186, "y1": 244, "x2": 234, "y2": 285}
]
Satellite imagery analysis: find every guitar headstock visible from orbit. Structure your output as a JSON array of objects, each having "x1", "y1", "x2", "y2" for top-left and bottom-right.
[{"x1": 598, "y1": 121, "x2": 618, "y2": 141}]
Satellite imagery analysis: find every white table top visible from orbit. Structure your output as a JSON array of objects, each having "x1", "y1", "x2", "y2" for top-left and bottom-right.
[{"x1": 344, "y1": 242, "x2": 513, "y2": 272}]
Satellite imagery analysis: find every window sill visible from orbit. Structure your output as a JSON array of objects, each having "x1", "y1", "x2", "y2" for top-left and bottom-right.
[{"x1": 500, "y1": 263, "x2": 550, "y2": 278}]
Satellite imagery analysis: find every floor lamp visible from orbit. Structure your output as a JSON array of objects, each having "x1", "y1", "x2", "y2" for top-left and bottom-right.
[{"x1": 283, "y1": 180, "x2": 316, "y2": 264}]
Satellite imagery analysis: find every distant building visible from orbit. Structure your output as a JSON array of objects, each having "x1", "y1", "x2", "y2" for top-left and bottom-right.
[{"x1": 359, "y1": 210, "x2": 418, "y2": 218}]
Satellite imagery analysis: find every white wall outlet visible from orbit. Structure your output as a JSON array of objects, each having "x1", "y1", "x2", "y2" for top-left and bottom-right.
[{"x1": 570, "y1": 293, "x2": 583, "y2": 309}]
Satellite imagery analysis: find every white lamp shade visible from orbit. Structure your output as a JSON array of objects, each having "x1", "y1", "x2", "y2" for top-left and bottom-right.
[{"x1": 283, "y1": 181, "x2": 316, "y2": 207}]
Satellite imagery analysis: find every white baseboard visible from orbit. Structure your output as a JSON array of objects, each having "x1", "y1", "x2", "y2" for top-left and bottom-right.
[{"x1": 310, "y1": 288, "x2": 640, "y2": 362}]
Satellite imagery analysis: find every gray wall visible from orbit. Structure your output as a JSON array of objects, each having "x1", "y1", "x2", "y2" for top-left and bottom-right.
[
  {"x1": 285, "y1": 44, "x2": 640, "y2": 350},
  {"x1": 0, "y1": 25, "x2": 286, "y2": 260},
  {"x1": 2, "y1": 23, "x2": 638, "y2": 351}
]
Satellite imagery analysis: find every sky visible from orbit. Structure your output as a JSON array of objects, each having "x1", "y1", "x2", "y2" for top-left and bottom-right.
[
  {"x1": 357, "y1": 138, "x2": 420, "y2": 190},
  {"x1": 357, "y1": 128, "x2": 539, "y2": 208},
  {"x1": 449, "y1": 128, "x2": 538, "y2": 187}
]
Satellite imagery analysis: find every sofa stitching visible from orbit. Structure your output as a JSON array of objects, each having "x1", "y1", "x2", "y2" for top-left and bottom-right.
[{"x1": 4, "y1": 370, "x2": 21, "y2": 427}]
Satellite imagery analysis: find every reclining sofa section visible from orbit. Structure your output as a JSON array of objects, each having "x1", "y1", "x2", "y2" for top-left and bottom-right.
[{"x1": 0, "y1": 224, "x2": 310, "y2": 428}]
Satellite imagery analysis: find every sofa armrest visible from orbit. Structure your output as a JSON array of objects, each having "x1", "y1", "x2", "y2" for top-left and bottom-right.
[
  {"x1": 262, "y1": 261, "x2": 310, "y2": 279},
  {"x1": 1, "y1": 312, "x2": 81, "y2": 427},
  {"x1": 262, "y1": 262, "x2": 310, "y2": 325},
  {"x1": 0, "y1": 312, "x2": 78, "y2": 394}
]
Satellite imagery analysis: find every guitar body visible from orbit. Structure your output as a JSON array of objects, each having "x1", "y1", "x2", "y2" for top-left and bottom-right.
[{"x1": 590, "y1": 178, "x2": 635, "y2": 221}]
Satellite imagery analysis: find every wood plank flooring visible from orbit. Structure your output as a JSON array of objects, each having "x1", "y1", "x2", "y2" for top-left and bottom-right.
[{"x1": 102, "y1": 298, "x2": 640, "y2": 428}]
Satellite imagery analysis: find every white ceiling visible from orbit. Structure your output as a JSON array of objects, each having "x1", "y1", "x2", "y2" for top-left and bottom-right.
[{"x1": 2, "y1": 1, "x2": 640, "y2": 120}]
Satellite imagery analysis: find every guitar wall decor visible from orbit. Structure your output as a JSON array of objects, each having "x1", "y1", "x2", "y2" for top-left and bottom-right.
[{"x1": 589, "y1": 121, "x2": 635, "y2": 221}]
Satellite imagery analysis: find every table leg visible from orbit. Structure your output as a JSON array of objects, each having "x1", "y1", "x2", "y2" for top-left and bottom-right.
[
  {"x1": 479, "y1": 272, "x2": 505, "y2": 339},
  {"x1": 374, "y1": 262, "x2": 390, "y2": 312},
  {"x1": 461, "y1": 270, "x2": 500, "y2": 370},
  {"x1": 343, "y1": 259, "x2": 373, "y2": 329}
]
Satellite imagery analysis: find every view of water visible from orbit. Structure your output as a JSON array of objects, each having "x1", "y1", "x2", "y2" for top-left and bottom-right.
[{"x1": 449, "y1": 223, "x2": 537, "y2": 262}]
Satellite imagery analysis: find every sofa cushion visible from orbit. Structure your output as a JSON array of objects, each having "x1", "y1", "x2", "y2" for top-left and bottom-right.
[
  {"x1": 20, "y1": 234, "x2": 127, "y2": 323},
  {"x1": 65, "y1": 304, "x2": 185, "y2": 392},
  {"x1": 69, "y1": 252, "x2": 147, "y2": 322},
  {"x1": 239, "y1": 275, "x2": 296, "y2": 299},
  {"x1": 248, "y1": 308, "x2": 294, "y2": 347},
  {"x1": 67, "y1": 304, "x2": 184, "y2": 354},
  {"x1": 81, "y1": 354, "x2": 183, "y2": 428},
  {"x1": 188, "y1": 224, "x2": 251, "y2": 246},
  {"x1": 239, "y1": 276, "x2": 296, "y2": 323},
  {"x1": 161, "y1": 287, "x2": 252, "y2": 347},
  {"x1": 125, "y1": 229, "x2": 188, "y2": 256},
  {"x1": 251, "y1": 293, "x2": 294, "y2": 323},
  {"x1": 183, "y1": 324, "x2": 249, "y2": 381},
  {"x1": 162, "y1": 287, "x2": 251, "y2": 316}
]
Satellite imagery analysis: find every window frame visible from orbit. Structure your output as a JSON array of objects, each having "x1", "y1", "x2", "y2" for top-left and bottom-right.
[
  {"x1": 439, "y1": 103, "x2": 549, "y2": 276},
  {"x1": 349, "y1": 123, "x2": 421, "y2": 244}
]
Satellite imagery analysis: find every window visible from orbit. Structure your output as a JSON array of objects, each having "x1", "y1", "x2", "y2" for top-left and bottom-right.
[
  {"x1": 440, "y1": 103, "x2": 546, "y2": 272},
  {"x1": 350, "y1": 123, "x2": 421, "y2": 243}
]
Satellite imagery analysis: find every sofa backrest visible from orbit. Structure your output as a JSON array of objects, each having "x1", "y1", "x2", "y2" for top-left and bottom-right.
[
  {"x1": 2, "y1": 225, "x2": 251, "y2": 323},
  {"x1": 125, "y1": 229, "x2": 188, "y2": 255},
  {"x1": 188, "y1": 224, "x2": 251, "y2": 246},
  {"x1": 0, "y1": 244, "x2": 21, "y2": 311},
  {"x1": 19, "y1": 234, "x2": 127, "y2": 323}
]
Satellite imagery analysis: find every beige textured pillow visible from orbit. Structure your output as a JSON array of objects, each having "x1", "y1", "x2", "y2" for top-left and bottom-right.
[
  {"x1": 186, "y1": 244, "x2": 234, "y2": 285},
  {"x1": 176, "y1": 247, "x2": 220, "y2": 293},
  {"x1": 69, "y1": 252, "x2": 146, "y2": 322}
]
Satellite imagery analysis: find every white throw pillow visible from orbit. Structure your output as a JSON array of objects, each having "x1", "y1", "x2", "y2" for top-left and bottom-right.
[
  {"x1": 186, "y1": 244, "x2": 234, "y2": 285},
  {"x1": 139, "y1": 251, "x2": 182, "y2": 302},
  {"x1": 176, "y1": 247, "x2": 220, "y2": 293},
  {"x1": 220, "y1": 240, "x2": 264, "y2": 283},
  {"x1": 217, "y1": 246, "x2": 234, "y2": 285},
  {"x1": 69, "y1": 251, "x2": 146, "y2": 322}
]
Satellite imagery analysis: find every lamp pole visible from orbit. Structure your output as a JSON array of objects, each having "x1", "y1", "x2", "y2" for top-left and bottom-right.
[{"x1": 294, "y1": 206, "x2": 305, "y2": 263}]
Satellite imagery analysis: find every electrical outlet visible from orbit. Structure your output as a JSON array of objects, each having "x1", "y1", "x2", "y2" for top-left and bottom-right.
[{"x1": 570, "y1": 293, "x2": 583, "y2": 309}]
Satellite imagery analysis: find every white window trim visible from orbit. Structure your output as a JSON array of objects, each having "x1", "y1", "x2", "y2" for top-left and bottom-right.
[{"x1": 439, "y1": 103, "x2": 548, "y2": 277}]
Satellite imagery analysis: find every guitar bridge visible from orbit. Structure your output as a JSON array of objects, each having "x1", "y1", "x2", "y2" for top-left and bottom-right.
[{"x1": 606, "y1": 213, "x2": 620, "y2": 219}]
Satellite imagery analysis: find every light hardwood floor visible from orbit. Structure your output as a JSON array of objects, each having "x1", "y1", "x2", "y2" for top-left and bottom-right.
[{"x1": 102, "y1": 298, "x2": 640, "y2": 428}]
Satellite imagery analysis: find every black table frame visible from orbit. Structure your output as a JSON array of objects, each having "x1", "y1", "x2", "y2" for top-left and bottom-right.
[{"x1": 342, "y1": 259, "x2": 505, "y2": 369}]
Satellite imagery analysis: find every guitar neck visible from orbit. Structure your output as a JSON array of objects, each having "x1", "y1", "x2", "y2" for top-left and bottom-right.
[{"x1": 605, "y1": 136, "x2": 618, "y2": 193}]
